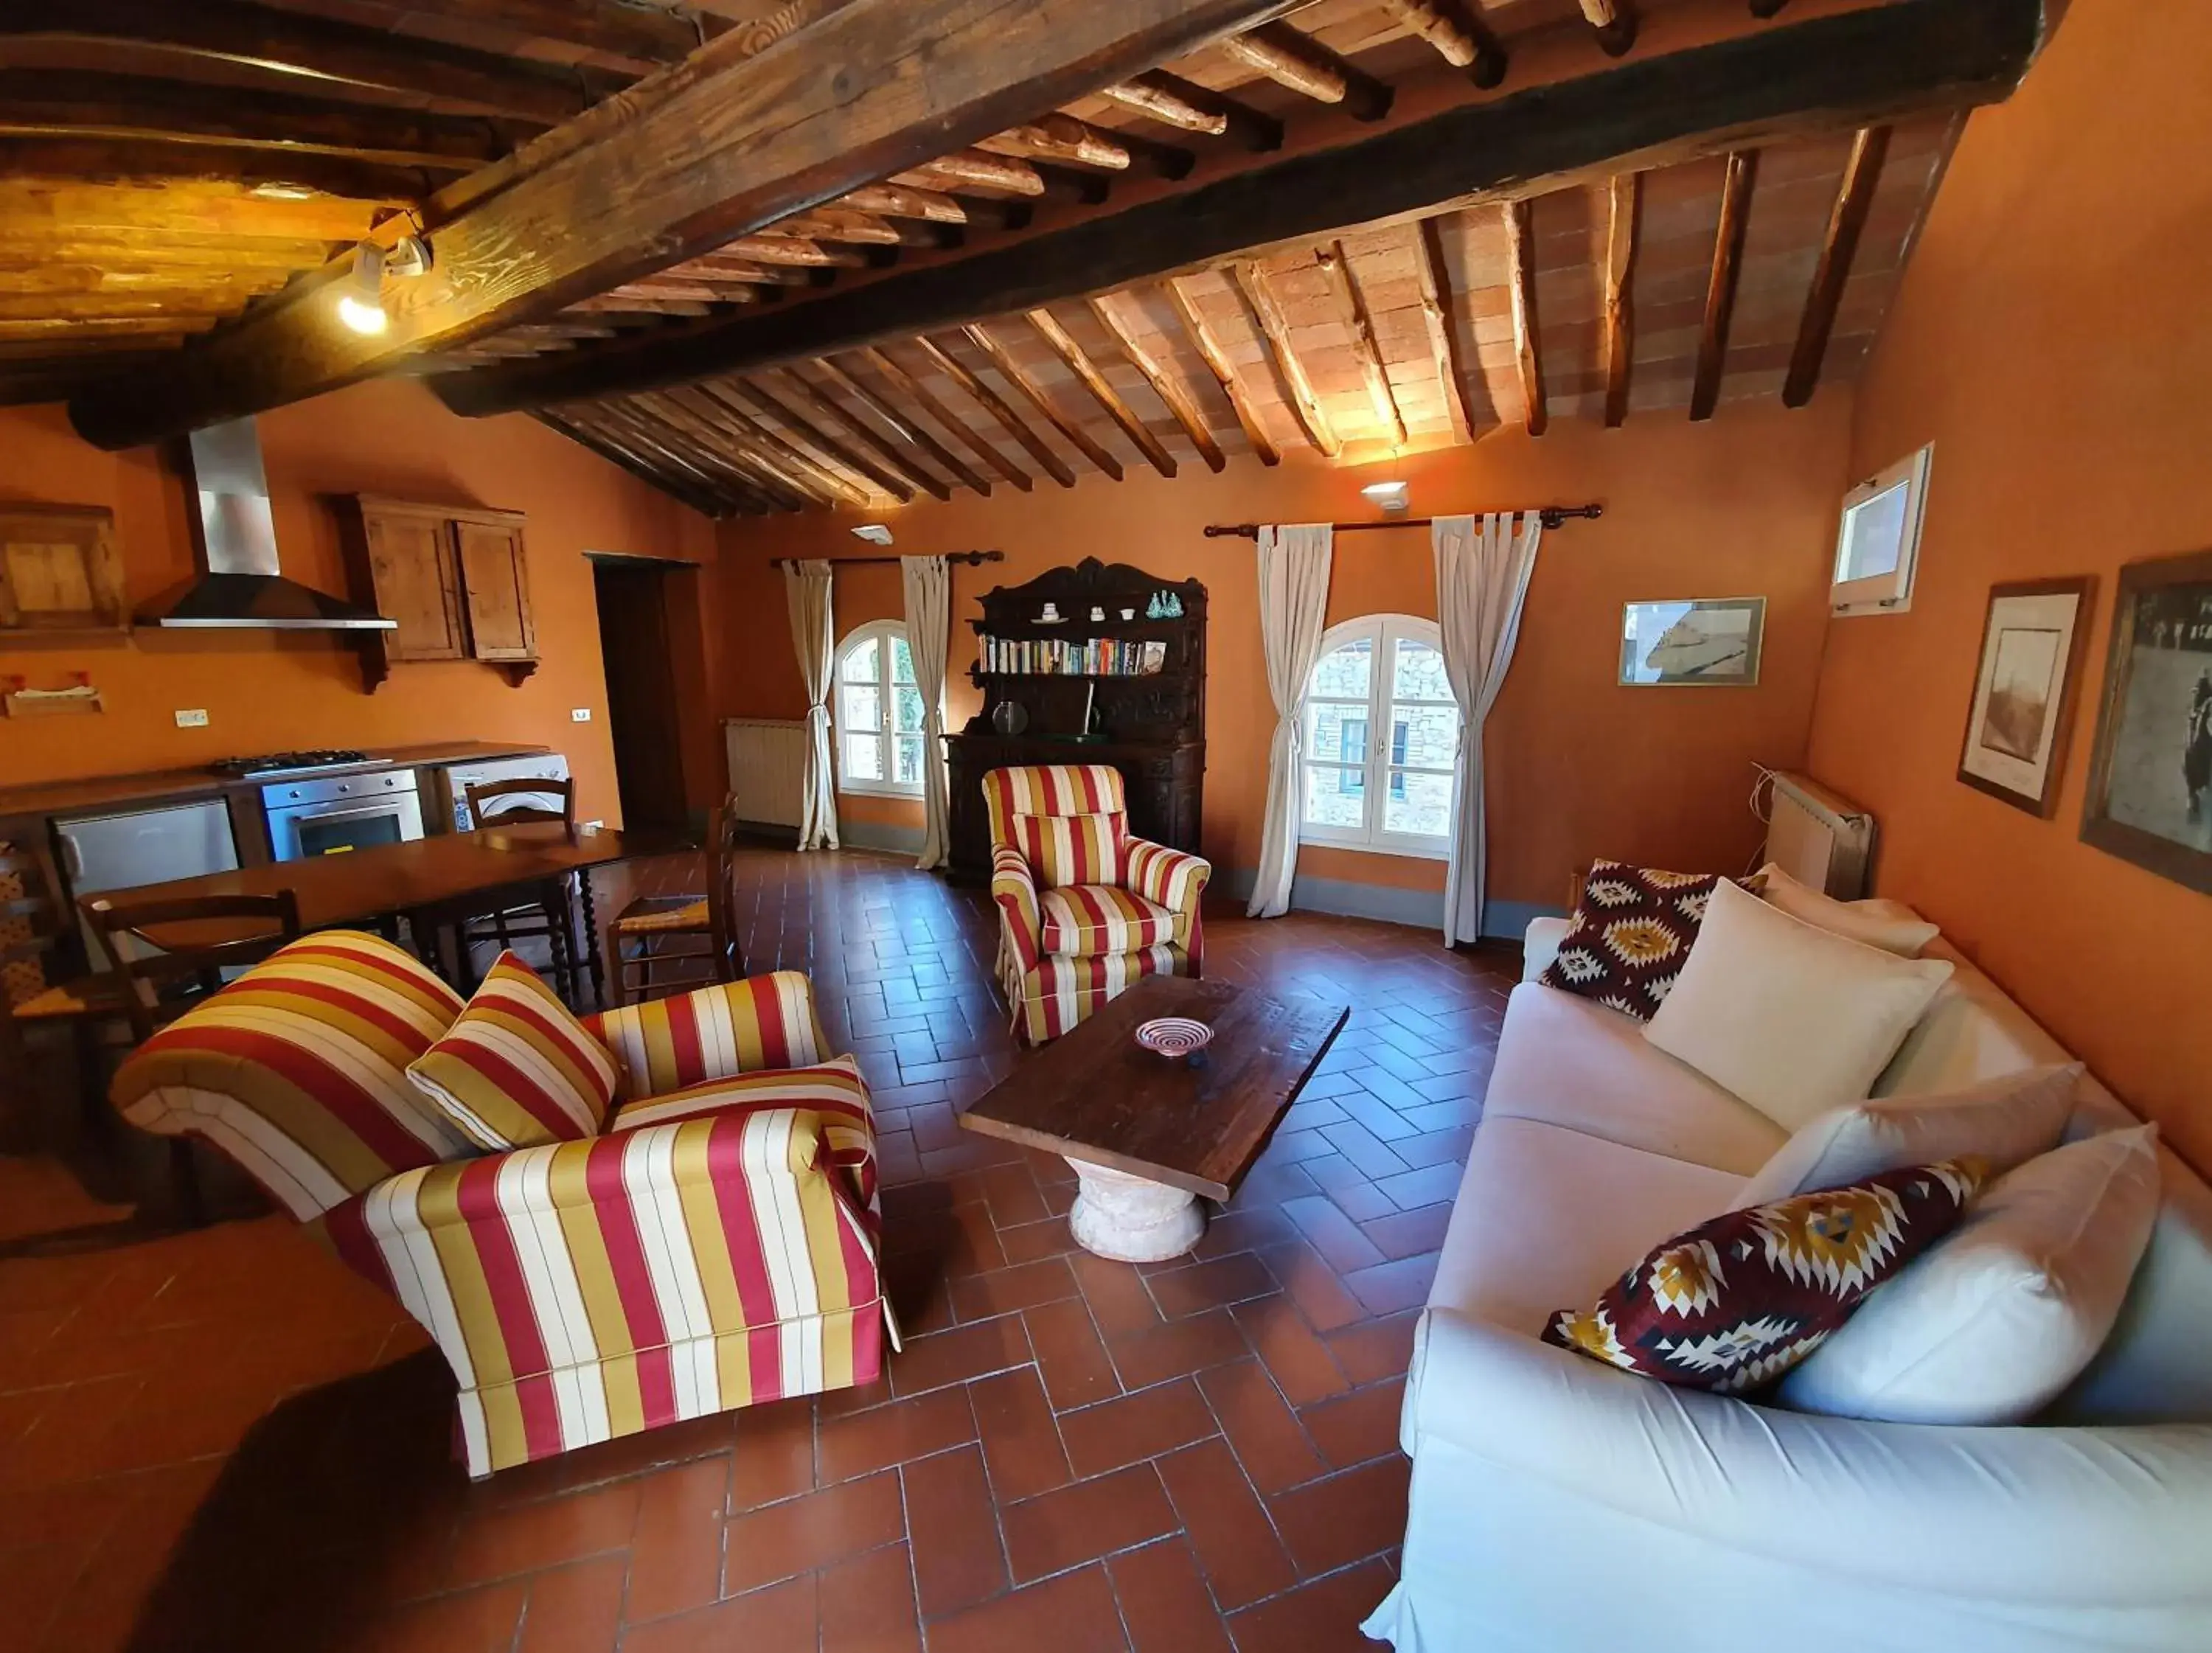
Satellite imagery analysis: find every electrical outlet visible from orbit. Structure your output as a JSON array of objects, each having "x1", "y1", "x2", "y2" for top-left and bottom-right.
[
  {"x1": 571, "y1": 707, "x2": 592, "y2": 722},
  {"x1": 174, "y1": 709, "x2": 209, "y2": 728},
  {"x1": 580, "y1": 819, "x2": 604, "y2": 833}
]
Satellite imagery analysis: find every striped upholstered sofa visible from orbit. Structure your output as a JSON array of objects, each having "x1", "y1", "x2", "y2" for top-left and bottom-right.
[
  {"x1": 985, "y1": 764, "x2": 1209, "y2": 1045},
  {"x1": 108, "y1": 930, "x2": 886, "y2": 1477}
]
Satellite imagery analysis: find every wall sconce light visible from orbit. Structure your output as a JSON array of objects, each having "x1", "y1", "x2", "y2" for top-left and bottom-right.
[
  {"x1": 335, "y1": 233, "x2": 432, "y2": 336},
  {"x1": 851, "y1": 524, "x2": 894, "y2": 545},
  {"x1": 1361, "y1": 480, "x2": 1411, "y2": 515}
]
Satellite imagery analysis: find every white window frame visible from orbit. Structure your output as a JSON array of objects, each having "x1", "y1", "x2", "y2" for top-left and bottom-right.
[
  {"x1": 1830, "y1": 442, "x2": 1933, "y2": 616},
  {"x1": 832, "y1": 619, "x2": 922, "y2": 798},
  {"x1": 1298, "y1": 613, "x2": 1458, "y2": 860}
]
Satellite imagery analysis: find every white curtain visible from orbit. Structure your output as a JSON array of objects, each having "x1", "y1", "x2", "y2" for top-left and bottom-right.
[
  {"x1": 783, "y1": 557, "x2": 840, "y2": 852},
  {"x1": 1248, "y1": 523, "x2": 1335, "y2": 919},
  {"x1": 900, "y1": 554, "x2": 952, "y2": 870},
  {"x1": 1434, "y1": 511, "x2": 1543, "y2": 947}
]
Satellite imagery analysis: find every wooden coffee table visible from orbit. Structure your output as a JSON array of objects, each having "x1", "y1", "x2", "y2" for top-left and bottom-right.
[{"x1": 959, "y1": 975, "x2": 1348, "y2": 1262}]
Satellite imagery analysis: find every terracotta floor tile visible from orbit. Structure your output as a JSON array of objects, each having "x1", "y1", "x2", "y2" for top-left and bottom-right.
[
  {"x1": 726, "y1": 1396, "x2": 818, "y2": 1513},
  {"x1": 1228, "y1": 1298, "x2": 1350, "y2": 1407},
  {"x1": 1324, "y1": 1312, "x2": 1420, "y2": 1388},
  {"x1": 721, "y1": 1471, "x2": 904, "y2": 1596},
  {"x1": 1279, "y1": 1196, "x2": 1388, "y2": 1276},
  {"x1": 975, "y1": 1163, "x2": 1051, "y2": 1228},
  {"x1": 947, "y1": 1256, "x2": 1079, "y2": 1323},
  {"x1": 818, "y1": 1541, "x2": 921, "y2": 1653},
  {"x1": 816, "y1": 1385, "x2": 975, "y2": 1484},
  {"x1": 1360, "y1": 1203, "x2": 1453, "y2": 1262},
  {"x1": 1299, "y1": 1379, "x2": 1408, "y2": 1471},
  {"x1": 1144, "y1": 1253, "x2": 1277, "y2": 1320},
  {"x1": 1105, "y1": 1309, "x2": 1250, "y2": 1391},
  {"x1": 623, "y1": 1458, "x2": 729, "y2": 1625},
  {"x1": 1373, "y1": 1160, "x2": 1464, "y2": 1211},
  {"x1": 1196, "y1": 1360, "x2": 1327, "y2": 1495},
  {"x1": 1107, "y1": 1537, "x2": 1234, "y2": 1653},
  {"x1": 1257, "y1": 1241, "x2": 1369, "y2": 1335},
  {"x1": 442, "y1": 1478, "x2": 642, "y2": 1589},
  {"x1": 902, "y1": 1444, "x2": 1008, "y2": 1621},
  {"x1": 967, "y1": 1366, "x2": 1073, "y2": 1502},
  {"x1": 925, "y1": 1564, "x2": 1130, "y2": 1653},
  {"x1": 1065, "y1": 1250, "x2": 1169, "y2": 1336},
  {"x1": 1002, "y1": 1461, "x2": 1178, "y2": 1584},
  {"x1": 1267, "y1": 1455, "x2": 1412, "y2": 1576},
  {"x1": 1057, "y1": 1378, "x2": 1217, "y2": 1480},
  {"x1": 1155, "y1": 1438, "x2": 1295, "y2": 1612},
  {"x1": 1340, "y1": 1251, "x2": 1441, "y2": 1318},
  {"x1": 622, "y1": 1576, "x2": 815, "y2": 1653},
  {"x1": 1224, "y1": 1557, "x2": 1397, "y2": 1653},
  {"x1": 1021, "y1": 1298, "x2": 1119, "y2": 1411},
  {"x1": 516, "y1": 1555, "x2": 627, "y2": 1653},
  {"x1": 993, "y1": 1216, "x2": 1077, "y2": 1267},
  {"x1": 341, "y1": 1581, "x2": 530, "y2": 1653},
  {"x1": 886, "y1": 1315, "x2": 1029, "y2": 1399}
]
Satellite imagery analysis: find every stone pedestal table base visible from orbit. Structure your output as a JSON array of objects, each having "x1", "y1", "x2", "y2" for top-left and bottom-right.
[{"x1": 1065, "y1": 1158, "x2": 1205, "y2": 1262}]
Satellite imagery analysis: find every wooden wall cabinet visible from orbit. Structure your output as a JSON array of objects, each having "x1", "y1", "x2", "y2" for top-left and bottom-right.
[
  {"x1": 336, "y1": 497, "x2": 538, "y2": 692},
  {"x1": 0, "y1": 503, "x2": 127, "y2": 636}
]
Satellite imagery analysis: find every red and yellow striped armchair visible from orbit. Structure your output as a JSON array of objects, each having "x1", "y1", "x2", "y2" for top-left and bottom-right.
[
  {"x1": 984, "y1": 765, "x2": 1210, "y2": 1045},
  {"x1": 108, "y1": 930, "x2": 887, "y2": 1477}
]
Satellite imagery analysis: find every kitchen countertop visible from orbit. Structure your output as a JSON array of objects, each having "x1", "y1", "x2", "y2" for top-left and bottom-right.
[{"x1": 0, "y1": 740, "x2": 551, "y2": 821}]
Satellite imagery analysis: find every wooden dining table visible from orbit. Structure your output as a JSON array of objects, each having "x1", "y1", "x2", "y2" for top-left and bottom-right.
[{"x1": 116, "y1": 821, "x2": 695, "y2": 1003}]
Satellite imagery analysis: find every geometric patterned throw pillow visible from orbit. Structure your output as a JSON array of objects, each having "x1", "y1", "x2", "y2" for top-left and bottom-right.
[
  {"x1": 1540, "y1": 859, "x2": 1728, "y2": 1020},
  {"x1": 1543, "y1": 1158, "x2": 1986, "y2": 1394}
]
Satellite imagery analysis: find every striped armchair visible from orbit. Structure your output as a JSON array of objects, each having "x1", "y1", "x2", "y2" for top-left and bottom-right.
[
  {"x1": 984, "y1": 765, "x2": 1210, "y2": 1045},
  {"x1": 108, "y1": 930, "x2": 886, "y2": 1478}
]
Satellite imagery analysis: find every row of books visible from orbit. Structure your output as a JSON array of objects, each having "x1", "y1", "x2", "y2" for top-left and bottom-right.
[{"x1": 978, "y1": 636, "x2": 1168, "y2": 675}]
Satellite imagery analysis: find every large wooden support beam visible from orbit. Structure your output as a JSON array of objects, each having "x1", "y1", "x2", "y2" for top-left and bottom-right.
[
  {"x1": 914, "y1": 335, "x2": 1078, "y2": 487},
  {"x1": 771, "y1": 366, "x2": 954, "y2": 501},
  {"x1": 865, "y1": 345, "x2": 1032, "y2": 493},
  {"x1": 1380, "y1": 0, "x2": 1506, "y2": 88},
  {"x1": 965, "y1": 324, "x2": 1125, "y2": 481},
  {"x1": 726, "y1": 375, "x2": 918, "y2": 502},
  {"x1": 1086, "y1": 293, "x2": 1225, "y2": 472},
  {"x1": 818, "y1": 353, "x2": 997, "y2": 497},
  {"x1": 1217, "y1": 23, "x2": 1393, "y2": 119},
  {"x1": 65, "y1": 0, "x2": 1302, "y2": 449},
  {"x1": 1318, "y1": 241, "x2": 1404, "y2": 447},
  {"x1": 1783, "y1": 124, "x2": 1889, "y2": 407},
  {"x1": 1231, "y1": 260, "x2": 1339, "y2": 456},
  {"x1": 1690, "y1": 148, "x2": 1756, "y2": 421},
  {"x1": 1411, "y1": 219, "x2": 1475, "y2": 444},
  {"x1": 429, "y1": 0, "x2": 2049, "y2": 416},
  {"x1": 1503, "y1": 199, "x2": 1545, "y2": 436},
  {"x1": 1602, "y1": 172, "x2": 1640, "y2": 427},
  {"x1": 1164, "y1": 278, "x2": 1278, "y2": 465},
  {"x1": 1029, "y1": 307, "x2": 1180, "y2": 478},
  {"x1": 0, "y1": 0, "x2": 594, "y2": 123}
]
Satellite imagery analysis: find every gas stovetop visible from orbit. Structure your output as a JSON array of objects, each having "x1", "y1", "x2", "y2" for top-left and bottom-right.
[{"x1": 207, "y1": 749, "x2": 375, "y2": 779}]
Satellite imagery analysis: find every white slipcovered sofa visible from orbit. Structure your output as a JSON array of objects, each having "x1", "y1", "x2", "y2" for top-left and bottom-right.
[{"x1": 1363, "y1": 920, "x2": 2212, "y2": 1653}]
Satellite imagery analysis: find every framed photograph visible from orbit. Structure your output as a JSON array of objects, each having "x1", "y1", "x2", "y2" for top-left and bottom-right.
[
  {"x1": 2079, "y1": 549, "x2": 2212, "y2": 894},
  {"x1": 1618, "y1": 597, "x2": 1765, "y2": 686},
  {"x1": 1955, "y1": 577, "x2": 2094, "y2": 816}
]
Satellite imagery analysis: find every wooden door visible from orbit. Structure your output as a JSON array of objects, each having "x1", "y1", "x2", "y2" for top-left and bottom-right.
[
  {"x1": 455, "y1": 519, "x2": 536, "y2": 661},
  {"x1": 359, "y1": 507, "x2": 465, "y2": 661},
  {"x1": 594, "y1": 560, "x2": 691, "y2": 831}
]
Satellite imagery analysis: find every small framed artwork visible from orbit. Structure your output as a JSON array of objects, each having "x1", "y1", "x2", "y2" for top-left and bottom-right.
[
  {"x1": 2080, "y1": 549, "x2": 2212, "y2": 894},
  {"x1": 1618, "y1": 597, "x2": 1765, "y2": 686},
  {"x1": 1955, "y1": 576, "x2": 2095, "y2": 816}
]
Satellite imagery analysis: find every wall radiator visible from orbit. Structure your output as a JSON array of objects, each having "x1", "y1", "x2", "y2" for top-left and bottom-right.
[
  {"x1": 724, "y1": 718, "x2": 807, "y2": 830},
  {"x1": 1759, "y1": 769, "x2": 1877, "y2": 898}
]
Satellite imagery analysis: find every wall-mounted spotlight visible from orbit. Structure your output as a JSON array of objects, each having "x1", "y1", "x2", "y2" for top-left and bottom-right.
[
  {"x1": 335, "y1": 232, "x2": 433, "y2": 337},
  {"x1": 1360, "y1": 480, "x2": 1411, "y2": 515},
  {"x1": 851, "y1": 524, "x2": 894, "y2": 545}
]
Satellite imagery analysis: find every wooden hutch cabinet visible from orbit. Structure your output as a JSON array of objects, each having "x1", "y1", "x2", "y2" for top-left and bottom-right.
[
  {"x1": 335, "y1": 496, "x2": 538, "y2": 691},
  {"x1": 944, "y1": 558, "x2": 1206, "y2": 885}
]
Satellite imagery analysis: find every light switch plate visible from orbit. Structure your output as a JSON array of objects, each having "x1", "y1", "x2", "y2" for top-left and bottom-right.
[
  {"x1": 174, "y1": 709, "x2": 210, "y2": 728},
  {"x1": 571, "y1": 708, "x2": 592, "y2": 722}
]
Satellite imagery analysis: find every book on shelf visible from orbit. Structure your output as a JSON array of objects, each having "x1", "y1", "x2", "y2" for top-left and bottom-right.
[{"x1": 978, "y1": 634, "x2": 1166, "y2": 676}]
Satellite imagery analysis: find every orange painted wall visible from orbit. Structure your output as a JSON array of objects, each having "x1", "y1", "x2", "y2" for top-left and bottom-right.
[
  {"x1": 714, "y1": 397, "x2": 1853, "y2": 916},
  {"x1": 1804, "y1": 0, "x2": 2212, "y2": 1166},
  {"x1": 0, "y1": 379, "x2": 716, "y2": 825}
]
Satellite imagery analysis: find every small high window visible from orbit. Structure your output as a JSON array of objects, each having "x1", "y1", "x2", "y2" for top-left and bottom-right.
[
  {"x1": 834, "y1": 620, "x2": 925, "y2": 796},
  {"x1": 1299, "y1": 614, "x2": 1458, "y2": 857},
  {"x1": 1832, "y1": 443, "x2": 1933, "y2": 616}
]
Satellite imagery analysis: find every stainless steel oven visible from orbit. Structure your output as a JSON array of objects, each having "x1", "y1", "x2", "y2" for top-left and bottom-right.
[{"x1": 264, "y1": 768, "x2": 425, "y2": 862}]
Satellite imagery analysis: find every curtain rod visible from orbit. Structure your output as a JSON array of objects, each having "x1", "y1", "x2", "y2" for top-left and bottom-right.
[
  {"x1": 1202, "y1": 504, "x2": 1604, "y2": 538},
  {"x1": 771, "y1": 549, "x2": 1005, "y2": 570}
]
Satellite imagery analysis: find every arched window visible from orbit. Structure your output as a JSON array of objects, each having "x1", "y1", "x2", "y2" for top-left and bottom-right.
[
  {"x1": 1299, "y1": 614, "x2": 1459, "y2": 856},
  {"x1": 834, "y1": 619, "x2": 924, "y2": 796}
]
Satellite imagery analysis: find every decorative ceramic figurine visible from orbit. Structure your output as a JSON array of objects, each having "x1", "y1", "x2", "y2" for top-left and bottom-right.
[
  {"x1": 1146, "y1": 591, "x2": 1166, "y2": 619},
  {"x1": 1120, "y1": 607, "x2": 1137, "y2": 621},
  {"x1": 1163, "y1": 591, "x2": 1184, "y2": 619},
  {"x1": 1090, "y1": 605, "x2": 1106, "y2": 622},
  {"x1": 1038, "y1": 602, "x2": 1063, "y2": 623}
]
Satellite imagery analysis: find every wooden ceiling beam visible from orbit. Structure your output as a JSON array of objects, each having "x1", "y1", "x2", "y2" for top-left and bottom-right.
[
  {"x1": 817, "y1": 353, "x2": 993, "y2": 497},
  {"x1": 1085, "y1": 294, "x2": 1225, "y2": 473},
  {"x1": 586, "y1": 398, "x2": 776, "y2": 509},
  {"x1": 537, "y1": 408, "x2": 746, "y2": 518},
  {"x1": 771, "y1": 366, "x2": 954, "y2": 501},
  {"x1": 1027, "y1": 307, "x2": 1178, "y2": 478},
  {"x1": 917, "y1": 334, "x2": 1079, "y2": 487},
  {"x1": 1317, "y1": 240, "x2": 1404, "y2": 447},
  {"x1": 864, "y1": 344, "x2": 1032, "y2": 493},
  {"x1": 1411, "y1": 218, "x2": 1474, "y2": 445},
  {"x1": 1102, "y1": 72, "x2": 1283, "y2": 149},
  {"x1": 1579, "y1": 0, "x2": 1639, "y2": 57},
  {"x1": 717, "y1": 235, "x2": 868, "y2": 269},
  {"x1": 432, "y1": 0, "x2": 2049, "y2": 415},
  {"x1": 1783, "y1": 124, "x2": 1889, "y2": 408},
  {"x1": 980, "y1": 116, "x2": 1131, "y2": 172},
  {"x1": 66, "y1": 0, "x2": 1304, "y2": 448},
  {"x1": 902, "y1": 150, "x2": 1046, "y2": 198},
  {"x1": 735, "y1": 374, "x2": 919, "y2": 502},
  {"x1": 689, "y1": 380, "x2": 876, "y2": 505},
  {"x1": 368, "y1": 0, "x2": 711, "y2": 68},
  {"x1": 645, "y1": 387, "x2": 827, "y2": 508},
  {"x1": 0, "y1": 0, "x2": 594, "y2": 124},
  {"x1": 1380, "y1": 0, "x2": 1504, "y2": 88},
  {"x1": 1164, "y1": 277, "x2": 1276, "y2": 465},
  {"x1": 1750, "y1": 0, "x2": 1790, "y2": 15},
  {"x1": 836, "y1": 184, "x2": 970, "y2": 226},
  {"x1": 1217, "y1": 22, "x2": 1391, "y2": 119},
  {"x1": 1602, "y1": 171, "x2": 1639, "y2": 427},
  {"x1": 563, "y1": 293, "x2": 715, "y2": 317},
  {"x1": 1690, "y1": 148, "x2": 1756, "y2": 421},
  {"x1": 1230, "y1": 260, "x2": 1338, "y2": 456},
  {"x1": 1503, "y1": 197, "x2": 1545, "y2": 436},
  {"x1": 0, "y1": 136, "x2": 436, "y2": 205},
  {"x1": 966, "y1": 321, "x2": 1126, "y2": 481}
]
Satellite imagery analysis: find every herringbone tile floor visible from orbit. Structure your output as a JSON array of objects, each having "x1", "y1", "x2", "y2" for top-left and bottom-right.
[{"x1": 0, "y1": 844, "x2": 1517, "y2": 1653}]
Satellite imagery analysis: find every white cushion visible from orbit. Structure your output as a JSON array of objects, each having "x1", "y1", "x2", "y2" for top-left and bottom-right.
[
  {"x1": 1731, "y1": 1063, "x2": 2081, "y2": 1210},
  {"x1": 1781, "y1": 1126, "x2": 2163, "y2": 1424},
  {"x1": 1484, "y1": 984, "x2": 1786, "y2": 1177},
  {"x1": 1753, "y1": 862, "x2": 1939, "y2": 956},
  {"x1": 1643, "y1": 878, "x2": 1955, "y2": 1130},
  {"x1": 1876, "y1": 939, "x2": 2075, "y2": 1098}
]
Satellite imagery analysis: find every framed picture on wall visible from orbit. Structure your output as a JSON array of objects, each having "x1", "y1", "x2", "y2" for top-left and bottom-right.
[
  {"x1": 1618, "y1": 597, "x2": 1765, "y2": 686},
  {"x1": 2079, "y1": 549, "x2": 2212, "y2": 895},
  {"x1": 1955, "y1": 576, "x2": 2094, "y2": 816}
]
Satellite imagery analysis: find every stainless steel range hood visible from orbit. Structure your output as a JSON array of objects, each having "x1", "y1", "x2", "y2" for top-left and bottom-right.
[{"x1": 140, "y1": 417, "x2": 397, "y2": 630}]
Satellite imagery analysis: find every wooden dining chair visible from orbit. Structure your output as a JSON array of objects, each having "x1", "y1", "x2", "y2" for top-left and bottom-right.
[
  {"x1": 0, "y1": 835, "x2": 133, "y2": 1144},
  {"x1": 461, "y1": 776, "x2": 582, "y2": 1002},
  {"x1": 611, "y1": 804, "x2": 745, "y2": 1006}
]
